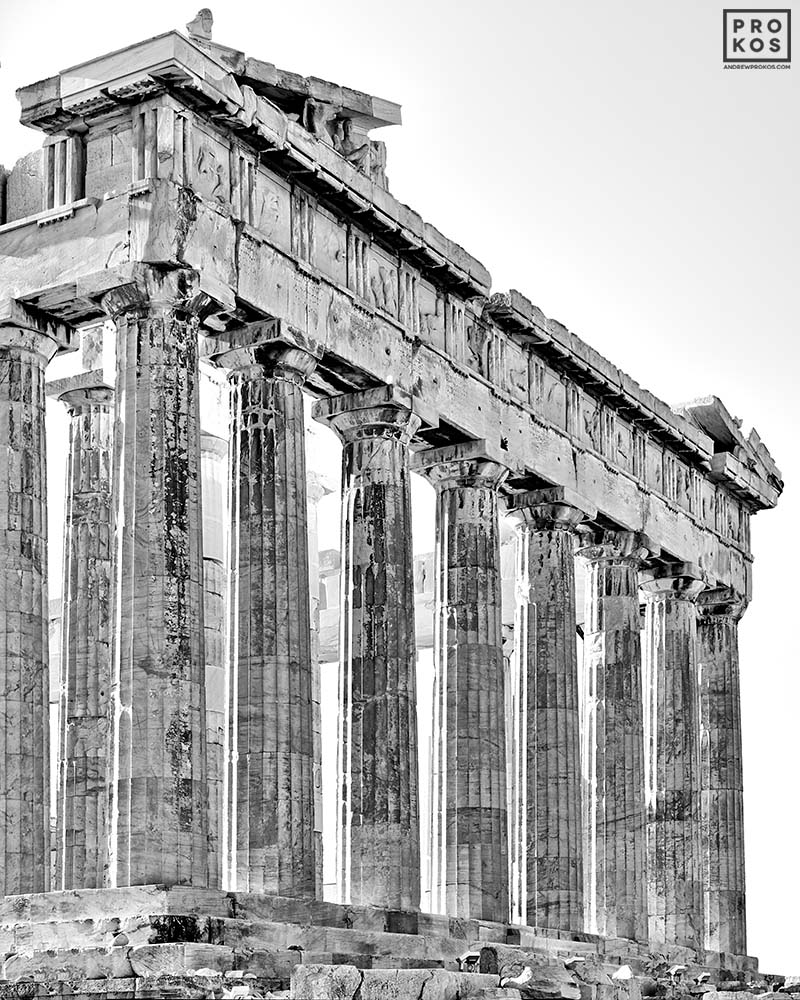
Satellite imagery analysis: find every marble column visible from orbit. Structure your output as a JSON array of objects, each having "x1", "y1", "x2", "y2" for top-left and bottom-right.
[
  {"x1": 102, "y1": 267, "x2": 210, "y2": 888},
  {"x1": 503, "y1": 624, "x2": 524, "y2": 925},
  {"x1": 307, "y1": 471, "x2": 333, "y2": 901},
  {"x1": 0, "y1": 301, "x2": 70, "y2": 895},
  {"x1": 641, "y1": 563, "x2": 706, "y2": 951},
  {"x1": 506, "y1": 487, "x2": 593, "y2": 932},
  {"x1": 576, "y1": 530, "x2": 650, "y2": 942},
  {"x1": 697, "y1": 587, "x2": 748, "y2": 956},
  {"x1": 215, "y1": 338, "x2": 317, "y2": 897},
  {"x1": 313, "y1": 385, "x2": 421, "y2": 911},
  {"x1": 200, "y1": 431, "x2": 228, "y2": 891},
  {"x1": 53, "y1": 377, "x2": 114, "y2": 890},
  {"x1": 412, "y1": 441, "x2": 510, "y2": 922}
]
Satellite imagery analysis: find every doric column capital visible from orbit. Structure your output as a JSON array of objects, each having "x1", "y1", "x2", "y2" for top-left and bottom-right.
[
  {"x1": 576, "y1": 528, "x2": 655, "y2": 565},
  {"x1": 640, "y1": 562, "x2": 708, "y2": 601},
  {"x1": 100, "y1": 265, "x2": 210, "y2": 321},
  {"x1": 199, "y1": 431, "x2": 228, "y2": 460},
  {"x1": 312, "y1": 384, "x2": 422, "y2": 446},
  {"x1": 0, "y1": 298, "x2": 73, "y2": 361},
  {"x1": 47, "y1": 370, "x2": 114, "y2": 413},
  {"x1": 202, "y1": 318, "x2": 321, "y2": 385},
  {"x1": 505, "y1": 485, "x2": 596, "y2": 531},
  {"x1": 410, "y1": 439, "x2": 511, "y2": 491},
  {"x1": 697, "y1": 586, "x2": 749, "y2": 623}
]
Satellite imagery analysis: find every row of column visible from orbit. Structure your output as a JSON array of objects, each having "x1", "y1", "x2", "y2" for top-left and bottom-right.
[{"x1": 0, "y1": 267, "x2": 746, "y2": 958}]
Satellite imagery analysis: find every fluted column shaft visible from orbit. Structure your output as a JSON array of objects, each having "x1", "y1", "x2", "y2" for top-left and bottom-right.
[
  {"x1": 200, "y1": 431, "x2": 228, "y2": 890},
  {"x1": 55, "y1": 383, "x2": 114, "y2": 890},
  {"x1": 697, "y1": 589, "x2": 748, "y2": 955},
  {"x1": 507, "y1": 488, "x2": 591, "y2": 931},
  {"x1": 0, "y1": 317, "x2": 63, "y2": 895},
  {"x1": 641, "y1": 565, "x2": 706, "y2": 950},
  {"x1": 577, "y1": 531, "x2": 649, "y2": 942},
  {"x1": 314, "y1": 385, "x2": 421, "y2": 911},
  {"x1": 224, "y1": 346, "x2": 316, "y2": 897},
  {"x1": 103, "y1": 267, "x2": 209, "y2": 887},
  {"x1": 307, "y1": 471, "x2": 332, "y2": 901},
  {"x1": 413, "y1": 443, "x2": 509, "y2": 921}
]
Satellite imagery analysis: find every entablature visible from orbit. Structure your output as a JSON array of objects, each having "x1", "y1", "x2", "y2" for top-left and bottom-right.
[
  {"x1": 13, "y1": 31, "x2": 486, "y2": 302},
  {"x1": 0, "y1": 23, "x2": 784, "y2": 599}
]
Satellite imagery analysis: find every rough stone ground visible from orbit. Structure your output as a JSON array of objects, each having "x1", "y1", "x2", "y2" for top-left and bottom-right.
[
  {"x1": 0, "y1": 890, "x2": 789, "y2": 999},
  {"x1": 0, "y1": 942, "x2": 796, "y2": 999}
]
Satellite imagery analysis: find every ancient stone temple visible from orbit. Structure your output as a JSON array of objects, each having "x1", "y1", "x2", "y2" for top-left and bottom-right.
[{"x1": 0, "y1": 12, "x2": 786, "y2": 1000}]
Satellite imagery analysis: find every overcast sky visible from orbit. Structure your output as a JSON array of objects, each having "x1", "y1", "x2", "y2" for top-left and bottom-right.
[{"x1": 1, "y1": 0, "x2": 797, "y2": 971}]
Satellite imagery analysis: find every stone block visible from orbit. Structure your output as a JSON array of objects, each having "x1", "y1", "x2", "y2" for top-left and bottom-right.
[
  {"x1": 61, "y1": 981, "x2": 136, "y2": 997},
  {"x1": 385, "y1": 911, "x2": 419, "y2": 936},
  {"x1": 423, "y1": 971, "x2": 503, "y2": 998},
  {"x1": 133, "y1": 973, "x2": 222, "y2": 998},
  {"x1": 359, "y1": 969, "x2": 433, "y2": 999},
  {"x1": 128, "y1": 944, "x2": 234, "y2": 976},
  {"x1": 3, "y1": 947, "x2": 134, "y2": 982},
  {"x1": 0, "y1": 986, "x2": 39, "y2": 999},
  {"x1": 229, "y1": 948, "x2": 301, "y2": 979},
  {"x1": 290, "y1": 963, "x2": 363, "y2": 999},
  {"x1": 5, "y1": 150, "x2": 42, "y2": 223},
  {"x1": 147, "y1": 916, "x2": 209, "y2": 944}
]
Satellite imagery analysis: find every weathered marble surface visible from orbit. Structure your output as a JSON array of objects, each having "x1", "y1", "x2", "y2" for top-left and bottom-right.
[
  {"x1": 223, "y1": 344, "x2": 317, "y2": 897},
  {"x1": 0, "y1": 312, "x2": 65, "y2": 896},
  {"x1": 577, "y1": 531, "x2": 649, "y2": 943},
  {"x1": 102, "y1": 266, "x2": 209, "y2": 888},
  {"x1": 55, "y1": 380, "x2": 114, "y2": 891},
  {"x1": 506, "y1": 488, "x2": 592, "y2": 932},
  {"x1": 641, "y1": 565, "x2": 706, "y2": 951},
  {"x1": 697, "y1": 588, "x2": 748, "y2": 956},
  {"x1": 413, "y1": 442, "x2": 509, "y2": 922},
  {"x1": 313, "y1": 385, "x2": 421, "y2": 911},
  {"x1": 0, "y1": 23, "x2": 785, "y2": 974}
]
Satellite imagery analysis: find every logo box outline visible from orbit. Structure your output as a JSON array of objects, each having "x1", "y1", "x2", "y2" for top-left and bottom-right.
[{"x1": 723, "y1": 8, "x2": 792, "y2": 62}]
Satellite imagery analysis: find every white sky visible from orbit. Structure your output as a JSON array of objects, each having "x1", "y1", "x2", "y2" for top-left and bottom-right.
[{"x1": 1, "y1": 0, "x2": 798, "y2": 971}]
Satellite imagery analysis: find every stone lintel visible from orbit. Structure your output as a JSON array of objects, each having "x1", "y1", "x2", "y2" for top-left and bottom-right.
[
  {"x1": 0, "y1": 297, "x2": 74, "y2": 355},
  {"x1": 201, "y1": 318, "x2": 321, "y2": 379},
  {"x1": 504, "y1": 485, "x2": 596, "y2": 529},
  {"x1": 640, "y1": 561, "x2": 709, "y2": 599}
]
